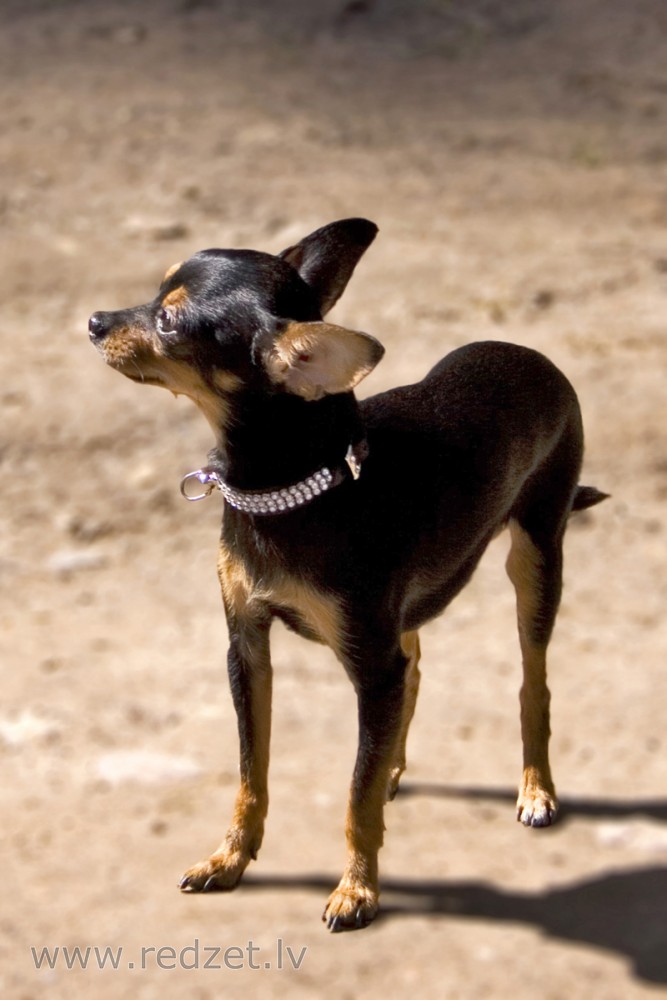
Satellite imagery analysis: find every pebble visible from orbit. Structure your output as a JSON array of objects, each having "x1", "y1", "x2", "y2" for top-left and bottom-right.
[
  {"x1": 47, "y1": 549, "x2": 107, "y2": 576},
  {"x1": 597, "y1": 821, "x2": 667, "y2": 853},
  {"x1": 95, "y1": 750, "x2": 202, "y2": 785},
  {"x1": 0, "y1": 710, "x2": 58, "y2": 747}
]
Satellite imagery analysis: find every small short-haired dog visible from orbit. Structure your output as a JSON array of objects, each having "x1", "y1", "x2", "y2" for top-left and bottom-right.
[{"x1": 89, "y1": 218, "x2": 605, "y2": 931}]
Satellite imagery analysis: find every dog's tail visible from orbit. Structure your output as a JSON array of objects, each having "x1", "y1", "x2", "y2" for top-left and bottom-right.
[{"x1": 571, "y1": 485, "x2": 609, "y2": 513}]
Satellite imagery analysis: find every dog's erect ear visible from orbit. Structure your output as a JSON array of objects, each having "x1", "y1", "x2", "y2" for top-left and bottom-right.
[
  {"x1": 264, "y1": 321, "x2": 384, "y2": 401},
  {"x1": 279, "y1": 218, "x2": 378, "y2": 316}
]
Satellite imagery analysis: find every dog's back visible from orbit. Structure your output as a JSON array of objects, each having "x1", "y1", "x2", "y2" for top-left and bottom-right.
[{"x1": 301, "y1": 340, "x2": 583, "y2": 626}]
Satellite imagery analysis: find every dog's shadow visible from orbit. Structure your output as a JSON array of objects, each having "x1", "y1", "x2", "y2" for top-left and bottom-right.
[{"x1": 243, "y1": 785, "x2": 667, "y2": 986}]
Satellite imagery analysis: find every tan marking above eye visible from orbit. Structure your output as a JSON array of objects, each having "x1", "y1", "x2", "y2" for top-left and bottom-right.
[
  {"x1": 162, "y1": 285, "x2": 189, "y2": 309},
  {"x1": 163, "y1": 261, "x2": 182, "y2": 283}
]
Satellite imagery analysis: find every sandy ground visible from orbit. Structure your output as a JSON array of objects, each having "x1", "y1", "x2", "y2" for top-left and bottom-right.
[{"x1": 1, "y1": 1, "x2": 666, "y2": 997}]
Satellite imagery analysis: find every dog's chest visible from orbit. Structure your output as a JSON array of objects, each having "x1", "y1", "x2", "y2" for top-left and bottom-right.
[{"x1": 218, "y1": 542, "x2": 345, "y2": 655}]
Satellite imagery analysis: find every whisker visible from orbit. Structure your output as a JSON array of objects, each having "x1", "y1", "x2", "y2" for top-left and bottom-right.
[{"x1": 130, "y1": 357, "x2": 146, "y2": 383}]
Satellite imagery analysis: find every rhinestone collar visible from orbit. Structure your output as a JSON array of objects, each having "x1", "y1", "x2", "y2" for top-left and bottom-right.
[{"x1": 180, "y1": 442, "x2": 366, "y2": 515}]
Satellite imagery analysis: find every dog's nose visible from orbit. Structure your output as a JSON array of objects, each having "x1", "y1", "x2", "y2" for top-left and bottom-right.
[{"x1": 88, "y1": 311, "x2": 110, "y2": 341}]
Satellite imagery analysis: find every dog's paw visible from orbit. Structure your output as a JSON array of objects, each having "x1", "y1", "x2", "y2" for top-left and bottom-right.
[
  {"x1": 178, "y1": 850, "x2": 249, "y2": 893},
  {"x1": 516, "y1": 785, "x2": 558, "y2": 828},
  {"x1": 322, "y1": 880, "x2": 379, "y2": 932}
]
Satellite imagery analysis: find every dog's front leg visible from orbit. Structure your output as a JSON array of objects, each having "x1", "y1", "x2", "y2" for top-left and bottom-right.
[
  {"x1": 323, "y1": 648, "x2": 406, "y2": 931},
  {"x1": 179, "y1": 618, "x2": 272, "y2": 892}
]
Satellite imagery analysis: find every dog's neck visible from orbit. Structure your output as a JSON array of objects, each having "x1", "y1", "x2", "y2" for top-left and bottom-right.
[{"x1": 210, "y1": 389, "x2": 364, "y2": 492}]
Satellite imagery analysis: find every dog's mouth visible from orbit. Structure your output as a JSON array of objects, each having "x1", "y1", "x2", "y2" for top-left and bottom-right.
[
  {"x1": 90, "y1": 320, "x2": 166, "y2": 385},
  {"x1": 120, "y1": 367, "x2": 166, "y2": 387},
  {"x1": 89, "y1": 314, "x2": 238, "y2": 437},
  {"x1": 99, "y1": 346, "x2": 162, "y2": 385},
  {"x1": 101, "y1": 347, "x2": 173, "y2": 389}
]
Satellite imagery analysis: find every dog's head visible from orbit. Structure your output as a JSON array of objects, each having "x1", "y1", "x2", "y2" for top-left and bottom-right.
[{"x1": 89, "y1": 218, "x2": 383, "y2": 434}]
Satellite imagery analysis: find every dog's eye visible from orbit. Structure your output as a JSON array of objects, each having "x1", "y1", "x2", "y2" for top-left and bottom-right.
[{"x1": 156, "y1": 308, "x2": 178, "y2": 335}]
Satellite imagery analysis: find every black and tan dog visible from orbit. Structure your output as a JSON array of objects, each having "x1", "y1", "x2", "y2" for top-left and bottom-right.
[{"x1": 89, "y1": 218, "x2": 605, "y2": 931}]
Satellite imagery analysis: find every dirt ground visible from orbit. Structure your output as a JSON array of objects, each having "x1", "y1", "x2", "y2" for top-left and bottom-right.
[{"x1": 1, "y1": 0, "x2": 667, "y2": 997}]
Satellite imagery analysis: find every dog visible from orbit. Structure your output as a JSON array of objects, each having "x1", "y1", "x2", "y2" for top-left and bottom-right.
[{"x1": 89, "y1": 218, "x2": 606, "y2": 931}]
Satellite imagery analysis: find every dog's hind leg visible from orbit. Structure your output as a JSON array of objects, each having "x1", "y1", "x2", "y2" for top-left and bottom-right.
[
  {"x1": 506, "y1": 517, "x2": 564, "y2": 827},
  {"x1": 386, "y1": 630, "x2": 421, "y2": 801}
]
